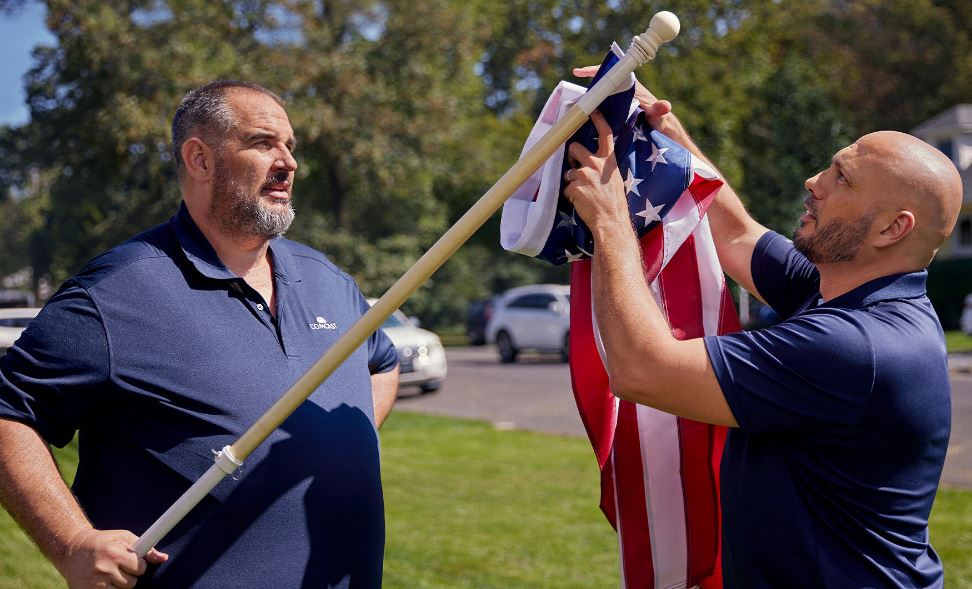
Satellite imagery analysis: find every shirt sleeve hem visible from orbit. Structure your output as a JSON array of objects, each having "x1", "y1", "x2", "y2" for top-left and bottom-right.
[{"x1": 704, "y1": 335, "x2": 750, "y2": 430}]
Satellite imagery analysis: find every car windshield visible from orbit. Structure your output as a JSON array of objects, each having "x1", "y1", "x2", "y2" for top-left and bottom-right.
[{"x1": 381, "y1": 313, "x2": 406, "y2": 329}]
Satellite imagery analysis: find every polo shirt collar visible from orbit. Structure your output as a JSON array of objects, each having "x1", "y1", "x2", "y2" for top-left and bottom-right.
[
  {"x1": 268, "y1": 236, "x2": 302, "y2": 283},
  {"x1": 822, "y1": 270, "x2": 928, "y2": 309},
  {"x1": 170, "y1": 202, "x2": 302, "y2": 283}
]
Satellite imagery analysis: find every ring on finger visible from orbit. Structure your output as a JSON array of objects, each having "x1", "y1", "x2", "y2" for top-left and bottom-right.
[{"x1": 565, "y1": 168, "x2": 576, "y2": 183}]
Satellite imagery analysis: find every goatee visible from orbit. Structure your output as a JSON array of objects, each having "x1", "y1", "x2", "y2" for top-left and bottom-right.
[
  {"x1": 793, "y1": 211, "x2": 875, "y2": 264},
  {"x1": 211, "y1": 155, "x2": 295, "y2": 239}
]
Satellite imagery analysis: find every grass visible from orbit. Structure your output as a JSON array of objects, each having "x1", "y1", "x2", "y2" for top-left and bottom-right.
[
  {"x1": 931, "y1": 489, "x2": 972, "y2": 589},
  {"x1": 437, "y1": 332, "x2": 470, "y2": 347},
  {"x1": 1, "y1": 413, "x2": 970, "y2": 588},
  {"x1": 381, "y1": 412, "x2": 616, "y2": 587},
  {"x1": 946, "y1": 330, "x2": 972, "y2": 354},
  {"x1": 0, "y1": 440, "x2": 77, "y2": 589}
]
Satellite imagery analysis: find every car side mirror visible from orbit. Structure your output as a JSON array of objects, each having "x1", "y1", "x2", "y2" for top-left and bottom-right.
[{"x1": 547, "y1": 301, "x2": 564, "y2": 314}]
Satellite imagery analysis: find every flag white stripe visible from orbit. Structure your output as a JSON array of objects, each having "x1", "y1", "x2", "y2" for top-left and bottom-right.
[
  {"x1": 660, "y1": 189, "x2": 703, "y2": 269},
  {"x1": 636, "y1": 404, "x2": 688, "y2": 589},
  {"x1": 692, "y1": 216, "x2": 723, "y2": 337}
]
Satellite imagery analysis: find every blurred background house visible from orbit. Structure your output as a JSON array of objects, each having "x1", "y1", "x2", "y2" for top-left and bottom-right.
[
  {"x1": 912, "y1": 104, "x2": 972, "y2": 260},
  {"x1": 912, "y1": 105, "x2": 972, "y2": 331}
]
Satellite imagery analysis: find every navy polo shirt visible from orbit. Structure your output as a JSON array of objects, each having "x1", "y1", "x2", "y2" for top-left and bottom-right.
[
  {"x1": 705, "y1": 232, "x2": 950, "y2": 589},
  {"x1": 0, "y1": 203, "x2": 398, "y2": 588}
]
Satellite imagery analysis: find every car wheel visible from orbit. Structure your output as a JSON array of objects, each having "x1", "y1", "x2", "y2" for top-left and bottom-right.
[
  {"x1": 560, "y1": 332, "x2": 570, "y2": 363},
  {"x1": 420, "y1": 380, "x2": 442, "y2": 394},
  {"x1": 497, "y1": 331, "x2": 518, "y2": 363}
]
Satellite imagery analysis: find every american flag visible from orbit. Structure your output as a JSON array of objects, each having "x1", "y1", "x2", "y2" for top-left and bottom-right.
[{"x1": 501, "y1": 49, "x2": 740, "y2": 589}]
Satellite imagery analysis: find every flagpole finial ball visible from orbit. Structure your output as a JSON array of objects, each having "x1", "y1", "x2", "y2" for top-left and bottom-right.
[{"x1": 649, "y1": 11, "x2": 680, "y2": 43}]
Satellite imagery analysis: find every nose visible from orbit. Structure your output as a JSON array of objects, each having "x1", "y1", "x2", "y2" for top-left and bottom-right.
[
  {"x1": 274, "y1": 148, "x2": 298, "y2": 173},
  {"x1": 805, "y1": 173, "x2": 820, "y2": 198}
]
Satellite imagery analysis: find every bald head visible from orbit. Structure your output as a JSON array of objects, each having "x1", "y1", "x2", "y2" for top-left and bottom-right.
[{"x1": 856, "y1": 131, "x2": 963, "y2": 263}]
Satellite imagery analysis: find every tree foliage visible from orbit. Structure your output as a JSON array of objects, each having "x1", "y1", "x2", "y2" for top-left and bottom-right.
[{"x1": 0, "y1": 0, "x2": 968, "y2": 327}]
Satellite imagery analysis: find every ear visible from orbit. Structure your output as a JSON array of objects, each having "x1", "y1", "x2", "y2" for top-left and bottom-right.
[
  {"x1": 180, "y1": 138, "x2": 216, "y2": 182},
  {"x1": 873, "y1": 210, "x2": 915, "y2": 249}
]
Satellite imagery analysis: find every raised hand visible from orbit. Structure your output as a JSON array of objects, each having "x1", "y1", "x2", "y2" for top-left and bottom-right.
[{"x1": 572, "y1": 66, "x2": 673, "y2": 131}]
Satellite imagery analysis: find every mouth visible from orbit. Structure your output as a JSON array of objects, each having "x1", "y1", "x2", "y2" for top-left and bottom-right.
[
  {"x1": 801, "y1": 196, "x2": 817, "y2": 223},
  {"x1": 261, "y1": 173, "x2": 291, "y2": 201}
]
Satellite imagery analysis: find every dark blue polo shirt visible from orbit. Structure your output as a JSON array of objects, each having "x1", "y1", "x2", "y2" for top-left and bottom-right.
[
  {"x1": 705, "y1": 232, "x2": 949, "y2": 589},
  {"x1": 0, "y1": 203, "x2": 398, "y2": 588}
]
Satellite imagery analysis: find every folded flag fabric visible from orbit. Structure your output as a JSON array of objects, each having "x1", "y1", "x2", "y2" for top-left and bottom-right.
[{"x1": 500, "y1": 47, "x2": 741, "y2": 589}]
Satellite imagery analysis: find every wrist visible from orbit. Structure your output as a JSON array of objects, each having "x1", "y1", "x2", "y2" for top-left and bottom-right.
[
  {"x1": 653, "y1": 112, "x2": 684, "y2": 140},
  {"x1": 590, "y1": 217, "x2": 636, "y2": 245},
  {"x1": 52, "y1": 525, "x2": 96, "y2": 571}
]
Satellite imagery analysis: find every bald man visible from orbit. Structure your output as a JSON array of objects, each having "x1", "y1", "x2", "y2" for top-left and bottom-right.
[{"x1": 565, "y1": 69, "x2": 962, "y2": 589}]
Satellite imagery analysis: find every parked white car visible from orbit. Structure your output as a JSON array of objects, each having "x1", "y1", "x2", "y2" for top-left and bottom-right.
[
  {"x1": 961, "y1": 292, "x2": 972, "y2": 335},
  {"x1": 0, "y1": 308, "x2": 41, "y2": 355},
  {"x1": 368, "y1": 300, "x2": 447, "y2": 393},
  {"x1": 485, "y1": 284, "x2": 570, "y2": 363}
]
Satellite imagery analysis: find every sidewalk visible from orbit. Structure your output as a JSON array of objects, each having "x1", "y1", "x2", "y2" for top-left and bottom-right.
[{"x1": 950, "y1": 353, "x2": 972, "y2": 374}]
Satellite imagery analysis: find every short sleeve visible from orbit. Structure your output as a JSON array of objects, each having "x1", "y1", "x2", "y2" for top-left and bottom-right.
[
  {"x1": 0, "y1": 284, "x2": 110, "y2": 447},
  {"x1": 751, "y1": 232, "x2": 820, "y2": 320},
  {"x1": 355, "y1": 294, "x2": 399, "y2": 374},
  {"x1": 704, "y1": 310, "x2": 876, "y2": 433}
]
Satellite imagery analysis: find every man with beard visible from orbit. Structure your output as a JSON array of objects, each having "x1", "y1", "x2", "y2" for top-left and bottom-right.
[
  {"x1": 564, "y1": 69, "x2": 962, "y2": 588},
  {"x1": 0, "y1": 81, "x2": 400, "y2": 588}
]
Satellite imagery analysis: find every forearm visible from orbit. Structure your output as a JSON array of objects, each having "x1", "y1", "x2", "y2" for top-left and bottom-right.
[
  {"x1": 371, "y1": 367, "x2": 400, "y2": 428},
  {"x1": 589, "y1": 220, "x2": 679, "y2": 397},
  {"x1": 0, "y1": 419, "x2": 90, "y2": 569},
  {"x1": 654, "y1": 112, "x2": 768, "y2": 294}
]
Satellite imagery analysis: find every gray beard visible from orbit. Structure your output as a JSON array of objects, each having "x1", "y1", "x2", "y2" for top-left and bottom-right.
[
  {"x1": 792, "y1": 211, "x2": 875, "y2": 264},
  {"x1": 211, "y1": 157, "x2": 295, "y2": 239}
]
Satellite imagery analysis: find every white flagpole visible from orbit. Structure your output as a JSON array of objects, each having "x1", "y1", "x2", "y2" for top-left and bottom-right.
[{"x1": 133, "y1": 11, "x2": 680, "y2": 557}]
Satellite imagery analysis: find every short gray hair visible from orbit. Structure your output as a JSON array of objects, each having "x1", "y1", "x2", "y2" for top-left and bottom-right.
[{"x1": 171, "y1": 81, "x2": 285, "y2": 178}]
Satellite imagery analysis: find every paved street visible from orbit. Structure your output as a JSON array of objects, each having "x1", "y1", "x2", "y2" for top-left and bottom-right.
[
  {"x1": 396, "y1": 346, "x2": 582, "y2": 437},
  {"x1": 397, "y1": 346, "x2": 972, "y2": 489}
]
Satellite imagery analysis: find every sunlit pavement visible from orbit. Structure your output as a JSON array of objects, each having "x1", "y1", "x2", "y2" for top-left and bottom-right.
[{"x1": 396, "y1": 346, "x2": 972, "y2": 490}]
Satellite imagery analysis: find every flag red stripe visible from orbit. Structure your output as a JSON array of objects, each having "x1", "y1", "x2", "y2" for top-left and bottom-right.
[
  {"x1": 658, "y1": 235, "x2": 721, "y2": 585},
  {"x1": 569, "y1": 259, "x2": 616, "y2": 472},
  {"x1": 640, "y1": 220, "x2": 666, "y2": 283},
  {"x1": 614, "y1": 400, "x2": 655, "y2": 589}
]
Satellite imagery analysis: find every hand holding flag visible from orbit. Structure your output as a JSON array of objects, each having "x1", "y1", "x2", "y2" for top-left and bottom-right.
[{"x1": 562, "y1": 111, "x2": 630, "y2": 230}]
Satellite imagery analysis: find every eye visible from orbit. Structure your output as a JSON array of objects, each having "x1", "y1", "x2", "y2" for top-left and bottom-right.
[{"x1": 837, "y1": 171, "x2": 848, "y2": 184}]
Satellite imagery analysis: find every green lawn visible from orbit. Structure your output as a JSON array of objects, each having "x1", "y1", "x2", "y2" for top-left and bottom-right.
[
  {"x1": 946, "y1": 330, "x2": 972, "y2": 354},
  {"x1": 2, "y1": 412, "x2": 970, "y2": 588}
]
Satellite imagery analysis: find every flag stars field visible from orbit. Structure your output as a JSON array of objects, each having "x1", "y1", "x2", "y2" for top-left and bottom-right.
[
  {"x1": 636, "y1": 198, "x2": 665, "y2": 226},
  {"x1": 557, "y1": 211, "x2": 578, "y2": 229},
  {"x1": 563, "y1": 249, "x2": 586, "y2": 263},
  {"x1": 647, "y1": 143, "x2": 669, "y2": 171},
  {"x1": 624, "y1": 169, "x2": 644, "y2": 196}
]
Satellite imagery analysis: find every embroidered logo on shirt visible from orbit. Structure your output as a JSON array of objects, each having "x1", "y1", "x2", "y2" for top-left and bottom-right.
[{"x1": 309, "y1": 315, "x2": 338, "y2": 330}]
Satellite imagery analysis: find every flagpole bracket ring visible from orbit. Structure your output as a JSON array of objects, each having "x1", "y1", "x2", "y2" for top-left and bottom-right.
[{"x1": 212, "y1": 445, "x2": 244, "y2": 479}]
